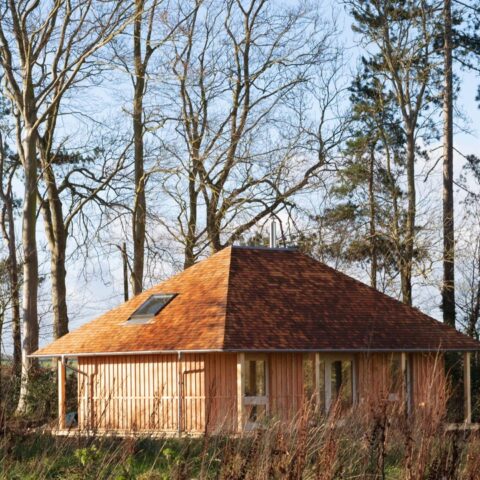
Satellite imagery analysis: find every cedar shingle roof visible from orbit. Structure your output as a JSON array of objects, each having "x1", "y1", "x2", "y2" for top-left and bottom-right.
[{"x1": 33, "y1": 246, "x2": 480, "y2": 356}]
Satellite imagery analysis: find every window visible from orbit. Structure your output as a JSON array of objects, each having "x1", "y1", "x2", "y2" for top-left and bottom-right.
[
  {"x1": 303, "y1": 354, "x2": 315, "y2": 401},
  {"x1": 388, "y1": 353, "x2": 403, "y2": 401},
  {"x1": 126, "y1": 294, "x2": 176, "y2": 324},
  {"x1": 330, "y1": 360, "x2": 353, "y2": 410},
  {"x1": 243, "y1": 355, "x2": 268, "y2": 426},
  {"x1": 245, "y1": 358, "x2": 266, "y2": 396}
]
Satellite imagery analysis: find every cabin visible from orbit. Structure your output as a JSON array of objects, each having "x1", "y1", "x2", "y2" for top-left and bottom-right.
[{"x1": 33, "y1": 246, "x2": 480, "y2": 435}]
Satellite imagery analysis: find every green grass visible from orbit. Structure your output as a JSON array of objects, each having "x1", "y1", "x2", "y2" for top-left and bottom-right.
[
  {"x1": 1, "y1": 427, "x2": 476, "y2": 480},
  {"x1": 1, "y1": 434, "x2": 213, "y2": 480}
]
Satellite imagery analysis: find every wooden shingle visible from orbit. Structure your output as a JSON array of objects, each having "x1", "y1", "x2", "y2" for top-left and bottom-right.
[{"x1": 33, "y1": 246, "x2": 480, "y2": 356}]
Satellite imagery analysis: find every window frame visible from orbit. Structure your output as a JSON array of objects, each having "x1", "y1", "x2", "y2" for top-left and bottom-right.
[
  {"x1": 243, "y1": 353, "x2": 269, "y2": 430},
  {"x1": 319, "y1": 354, "x2": 355, "y2": 413},
  {"x1": 125, "y1": 293, "x2": 177, "y2": 325}
]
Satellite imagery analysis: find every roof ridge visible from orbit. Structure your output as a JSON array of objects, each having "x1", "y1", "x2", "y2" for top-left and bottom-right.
[
  {"x1": 231, "y1": 245, "x2": 299, "y2": 252},
  {"x1": 221, "y1": 246, "x2": 235, "y2": 350}
]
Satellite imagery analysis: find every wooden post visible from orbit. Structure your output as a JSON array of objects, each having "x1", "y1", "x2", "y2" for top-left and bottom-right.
[
  {"x1": 352, "y1": 355, "x2": 358, "y2": 406},
  {"x1": 315, "y1": 353, "x2": 321, "y2": 411},
  {"x1": 57, "y1": 358, "x2": 66, "y2": 430},
  {"x1": 325, "y1": 359, "x2": 332, "y2": 412},
  {"x1": 177, "y1": 352, "x2": 183, "y2": 436},
  {"x1": 237, "y1": 353, "x2": 245, "y2": 432},
  {"x1": 464, "y1": 351, "x2": 472, "y2": 424},
  {"x1": 401, "y1": 353, "x2": 412, "y2": 415},
  {"x1": 401, "y1": 353, "x2": 407, "y2": 413}
]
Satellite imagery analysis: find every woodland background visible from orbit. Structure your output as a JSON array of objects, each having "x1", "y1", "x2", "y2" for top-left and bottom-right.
[{"x1": 0, "y1": 0, "x2": 480, "y2": 417}]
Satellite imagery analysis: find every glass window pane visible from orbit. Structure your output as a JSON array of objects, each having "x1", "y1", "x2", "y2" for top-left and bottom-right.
[
  {"x1": 303, "y1": 354, "x2": 315, "y2": 400},
  {"x1": 247, "y1": 404, "x2": 266, "y2": 423},
  {"x1": 331, "y1": 360, "x2": 352, "y2": 409},
  {"x1": 389, "y1": 353, "x2": 402, "y2": 399},
  {"x1": 128, "y1": 294, "x2": 176, "y2": 323},
  {"x1": 245, "y1": 359, "x2": 266, "y2": 396}
]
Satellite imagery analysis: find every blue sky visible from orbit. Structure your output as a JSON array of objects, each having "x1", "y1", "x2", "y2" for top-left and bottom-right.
[{"x1": 2, "y1": 0, "x2": 480, "y2": 352}]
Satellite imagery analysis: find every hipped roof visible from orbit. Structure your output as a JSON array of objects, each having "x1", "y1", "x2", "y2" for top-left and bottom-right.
[{"x1": 33, "y1": 246, "x2": 480, "y2": 356}]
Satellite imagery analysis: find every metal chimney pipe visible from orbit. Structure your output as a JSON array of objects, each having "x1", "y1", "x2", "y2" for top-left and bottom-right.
[{"x1": 269, "y1": 220, "x2": 277, "y2": 248}]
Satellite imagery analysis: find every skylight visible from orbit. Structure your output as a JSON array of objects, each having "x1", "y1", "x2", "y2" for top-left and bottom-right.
[{"x1": 126, "y1": 294, "x2": 176, "y2": 324}]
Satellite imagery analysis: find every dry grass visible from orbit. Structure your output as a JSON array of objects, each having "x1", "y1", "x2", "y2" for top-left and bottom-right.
[
  {"x1": 2, "y1": 361, "x2": 480, "y2": 479},
  {"x1": 2, "y1": 398, "x2": 480, "y2": 479}
]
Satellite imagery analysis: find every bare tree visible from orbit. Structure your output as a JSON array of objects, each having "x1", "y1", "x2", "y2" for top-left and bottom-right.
[
  {"x1": 159, "y1": 0, "x2": 344, "y2": 266},
  {"x1": 349, "y1": 0, "x2": 442, "y2": 305},
  {"x1": 0, "y1": 0, "x2": 133, "y2": 412},
  {"x1": 107, "y1": 0, "x2": 189, "y2": 290},
  {"x1": 130, "y1": 0, "x2": 157, "y2": 294},
  {"x1": 441, "y1": 0, "x2": 455, "y2": 326},
  {"x1": 0, "y1": 123, "x2": 21, "y2": 381}
]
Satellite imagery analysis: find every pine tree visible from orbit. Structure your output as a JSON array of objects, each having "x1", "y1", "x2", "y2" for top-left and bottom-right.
[
  {"x1": 324, "y1": 69, "x2": 410, "y2": 293},
  {"x1": 348, "y1": 0, "x2": 442, "y2": 304}
]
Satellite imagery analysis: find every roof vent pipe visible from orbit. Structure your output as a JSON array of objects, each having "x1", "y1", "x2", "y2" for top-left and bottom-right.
[{"x1": 269, "y1": 220, "x2": 277, "y2": 248}]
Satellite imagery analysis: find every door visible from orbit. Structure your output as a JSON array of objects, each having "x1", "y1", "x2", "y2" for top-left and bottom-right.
[{"x1": 243, "y1": 354, "x2": 268, "y2": 430}]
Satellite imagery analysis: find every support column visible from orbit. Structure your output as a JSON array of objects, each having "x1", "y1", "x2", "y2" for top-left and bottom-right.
[
  {"x1": 352, "y1": 355, "x2": 358, "y2": 406},
  {"x1": 325, "y1": 359, "x2": 332, "y2": 412},
  {"x1": 177, "y1": 352, "x2": 183, "y2": 436},
  {"x1": 237, "y1": 353, "x2": 245, "y2": 432},
  {"x1": 401, "y1": 353, "x2": 412, "y2": 415},
  {"x1": 315, "y1": 353, "x2": 321, "y2": 412},
  {"x1": 57, "y1": 358, "x2": 66, "y2": 430},
  {"x1": 464, "y1": 351, "x2": 472, "y2": 424}
]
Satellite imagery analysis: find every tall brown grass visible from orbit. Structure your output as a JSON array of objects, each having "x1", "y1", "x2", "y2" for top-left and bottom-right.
[{"x1": 2, "y1": 359, "x2": 480, "y2": 479}]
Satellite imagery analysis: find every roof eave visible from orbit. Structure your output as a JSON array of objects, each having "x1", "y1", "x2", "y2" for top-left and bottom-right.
[{"x1": 29, "y1": 345, "x2": 480, "y2": 358}]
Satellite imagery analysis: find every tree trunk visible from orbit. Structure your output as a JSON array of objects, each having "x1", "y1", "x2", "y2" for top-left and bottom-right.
[
  {"x1": 5, "y1": 193, "x2": 21, "y2": 378},
  {"x1": 184, "y1": 173, "x2": 198, "y2": 269},
  {"x1": 0, "y1": 309, "x2": 3, "y2": 403},
  {"x1": 131, "y1": 0, "x2": 146, "y2": 296},
  {"x1": 122, "y1": 242, "x2": 129, "y2": 301},
  {"x1": 466, "y1": 281, "x2": 480, "y2": 339},
  {"x1": 0, "y1": 136, "x2": 22, "y2": 381},
  {"x1": 16, "y1": 121, "x2": 39, "y2": 414},
  {"x1": 441, "y1": 0, "x2": 455, "y2": 327},
  {"x1": 402, "y1": 129, "x2": 416, "y2": 306},
  {"x1": 0, "y1": 184, "x2": 22, "y2": 380},
  {"x1": 39, "y1": 151, "x2": 69, "y2": 339},
  {"x1": 207, "y1": 207, "x2": 222, "y2": 254},
  {"x1": 50, "y1": 240, "x2": 68, "y2": 338},
  {"x1": 368, "y1": 147, "x2": 377, "y2": 290}
]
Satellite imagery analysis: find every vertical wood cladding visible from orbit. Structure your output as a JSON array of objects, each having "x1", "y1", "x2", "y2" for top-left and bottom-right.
[
  {"x1": 269, "y1": 353, "x2": 304, "y2": 422},
  {"x1": 356, "y1": 352, "x2": 446, "y2": 413},
  {"x1": 76, "y1": 351, "x2": 446, "y2": 433},
  {"x1": 78, "y1": 353, "x2": 237, "y2": 433}
]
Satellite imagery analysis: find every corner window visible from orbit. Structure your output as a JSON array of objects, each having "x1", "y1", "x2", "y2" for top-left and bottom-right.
[{"x1": 126, "y1": 294, "x2": 176, "y2": 324}]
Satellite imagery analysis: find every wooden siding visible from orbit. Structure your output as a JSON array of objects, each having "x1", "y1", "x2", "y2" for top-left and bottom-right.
[
  {"x1": 78, "y1": 354, "x2": 181, "y2": 432},
  {"x1": 76, "y1": 351, "x2": 447, "y2": 433},
  {"x1": 269, "y1": 353, "x2": 304, "y2": 422},
  {"x1": 205, "y1": 353, "x2": 237, "y2": 432},
  {"x1": 357, "y1": 353, "x2": 398, "y2": 404},
  {"x1": 356, "y1": 352, "x2": 446, "y2": 415},
  {"x1": 411, "y1": 353, "x2": 446, "y2": 414},
  {"x1": 78, "y1": 353, "x2": 237, "y2": 433}
]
